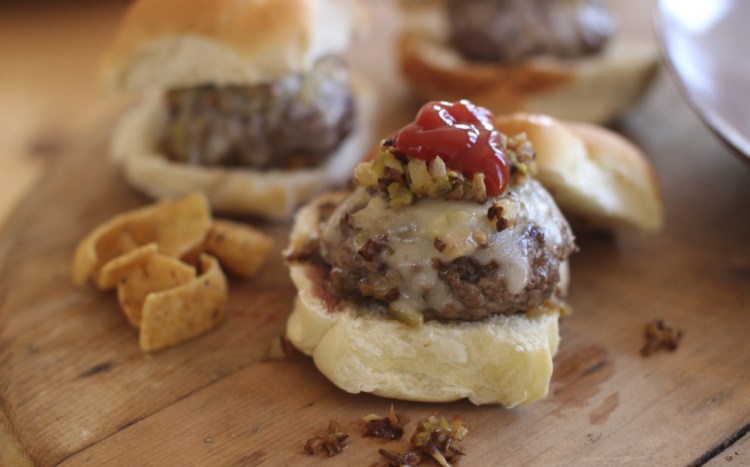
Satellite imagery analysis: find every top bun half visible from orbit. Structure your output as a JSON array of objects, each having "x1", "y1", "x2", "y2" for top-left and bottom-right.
[
  {"x1": 494, "y1": 113, "x2": 663, "y2": 232},
  {"x1": 102, "y1": 0, "x2": 366, "y2": 92}
]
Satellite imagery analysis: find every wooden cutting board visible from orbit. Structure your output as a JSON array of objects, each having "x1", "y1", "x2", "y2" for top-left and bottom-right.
[
  {"x1": 1, "y1": 68, "x2": 749, "y2": 465},
  {"x1": 3, "y1": 0, "x2": 750, "y2": 459}
]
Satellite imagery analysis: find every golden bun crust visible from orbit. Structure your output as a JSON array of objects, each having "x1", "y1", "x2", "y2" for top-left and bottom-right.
[
  {"x1": 495, "y1": 113, "x2": 663, "y2": 232},
  {"x1": 111, "y1": 80, "x2": 377, "y2": 220},
  {"x1": 398, "y1": 29, "x2": 658, "y2": 124},
  {"x1": 102, "y1": 0, "x2": 365, "y2": 91},
  {"x1": 285, "y1": 192, "x2": 563, "y2": 406}
]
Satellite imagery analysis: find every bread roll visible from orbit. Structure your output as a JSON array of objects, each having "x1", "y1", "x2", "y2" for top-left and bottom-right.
[
  {"x1": 102, "y1": 0, "x2": 366, "y2": 91},
  {"x1": 104, "y1": 0, "x2": 374, "y2": 219},
  {"x1": 285, "y1": 192, "x2": 565, "y2": 406},
  {"x1": 111, "y1": 79, "x2": 377, "y2": 220},
  {"x1": 494, "y1": 113, "x2": 663, "y2": 231},
  {"x1": 398, "y1": 28, "x2": 658, "y2": 124}
]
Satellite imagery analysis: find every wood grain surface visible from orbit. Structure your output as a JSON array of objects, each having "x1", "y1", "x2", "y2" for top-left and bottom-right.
[{"x1": 1, "y1": 1, "x2": 750, "y2": 466}]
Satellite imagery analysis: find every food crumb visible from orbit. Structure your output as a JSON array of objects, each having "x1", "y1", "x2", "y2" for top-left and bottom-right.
[
  {"x1": 375, "y1": 413, "x2": 469, "y2": 467},
  {"x1": 204, "y1": 437, "x2": 213, "y2": 444},
  {"x1": 641, "y1": 319, "x2": 683, "y2": 357},
  {"x1": 377, "y1": 448, "x2": 422, "y2": 466},
  {"x1": 363, "y1": 404, "x2": 404, "y2": 440},
  {"x1": 304, "y1": 420, "x2": 349, "y2": 457}
]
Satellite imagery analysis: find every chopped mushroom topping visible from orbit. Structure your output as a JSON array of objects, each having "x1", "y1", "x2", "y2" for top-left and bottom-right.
[
  {"x1": 356, "y1": 150, "x2": 484, "y2": 207},
  {"x1": 487, "y1": 200, "x2": 512, "y2": 232},
  {"x1": 503, "y1": 132, "x2": 537, "y2": 184},
  {"x1": 303, "y1": 420, "x2": 349, "y2": 457},
  {"x1": 433, "y1": 237, "x2": 448, "y2": 253},
  {"x1": 355, "y1": 129, "x2": 536, "y2": 208}
]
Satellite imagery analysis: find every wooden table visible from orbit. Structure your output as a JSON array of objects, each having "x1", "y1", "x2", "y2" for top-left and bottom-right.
[{"x1": 1, "y1": 1, "x2": 749, "y2": 466}]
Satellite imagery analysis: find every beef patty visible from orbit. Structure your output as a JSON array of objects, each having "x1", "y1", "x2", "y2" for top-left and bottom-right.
[
  {"x1": 159, "y1": 56, "x2": 354, "y2": 169},
  {"x1": 447, "y1": 0, "x2": 615, "y2": 63},
  {"x1": 319, "y1": 181, "x2": 576, "y2": 321}
]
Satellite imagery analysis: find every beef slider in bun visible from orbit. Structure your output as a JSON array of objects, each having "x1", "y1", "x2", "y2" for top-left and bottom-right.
[
  {"x1": 285, "y1": 100, "x2": 576, "y2": 406},
  {"x1": 104, "y1": 0, "x2": 375, "y2": 219},
  {"x1": 398, "y1": 0, "x2": 658, "y2": 123}
]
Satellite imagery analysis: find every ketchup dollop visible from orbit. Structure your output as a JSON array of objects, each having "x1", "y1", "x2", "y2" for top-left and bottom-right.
[{"x1": 393, "y1": 100, "x2": 510, "y2": 197}]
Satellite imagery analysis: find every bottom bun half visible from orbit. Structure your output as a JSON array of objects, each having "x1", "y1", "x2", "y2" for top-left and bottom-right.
[
  {"x1": 111, "y1": 80, "x2": 377, "y2": 220},
  {"x1": 285, "y1": 192, "x2": 564, "y2": 407},
  {"x1": 399, "y1": 29, "x2": 658, "y2": 124}
]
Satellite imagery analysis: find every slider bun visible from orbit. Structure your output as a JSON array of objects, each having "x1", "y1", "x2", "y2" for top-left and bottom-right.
[
  {"x1": 495, "y1": 113, "x2": 663, "y2": 232},
  {"x1": 102, "y1": 0, "x2": 366, "y2": 91},
  {"x1": 111, "y1": 79, "x2": 377, "y2": 220},
  {"x1": 285, "y1": 192, "x2": 564, "y2": 406},
  {"x1": 398, "y1": 29, "x2": 658, "y2": 124}
]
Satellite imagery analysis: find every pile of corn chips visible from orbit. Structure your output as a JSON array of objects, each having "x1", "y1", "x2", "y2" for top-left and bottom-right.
[{"x1": 72, "y1": 193, "x2": 273, "y2": 352}]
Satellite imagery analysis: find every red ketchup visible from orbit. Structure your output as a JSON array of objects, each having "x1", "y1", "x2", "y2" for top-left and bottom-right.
[{"x1": 393, "y1": 100, "x2": 510, "y2": 197}]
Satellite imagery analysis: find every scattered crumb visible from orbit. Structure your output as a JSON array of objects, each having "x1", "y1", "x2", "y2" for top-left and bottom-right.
[
  {"x1": 375, "y1": 413, "x2": 469, "y2": 467},
  {"x1": 363, "y1": 404, "x2": 404, "y2": 440},
  {"x1": 301, "y1": 409, "x2": 470, "y2": 465},
  {"x1": 641, "y1": 319, "x2": 683, "y2": 357},
  {"x1": 377, "y1": 448, "x2": 423, "y2": 466},
  {"x1": 304, "y1": 420, "x2": 349, "y2": 457}
]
